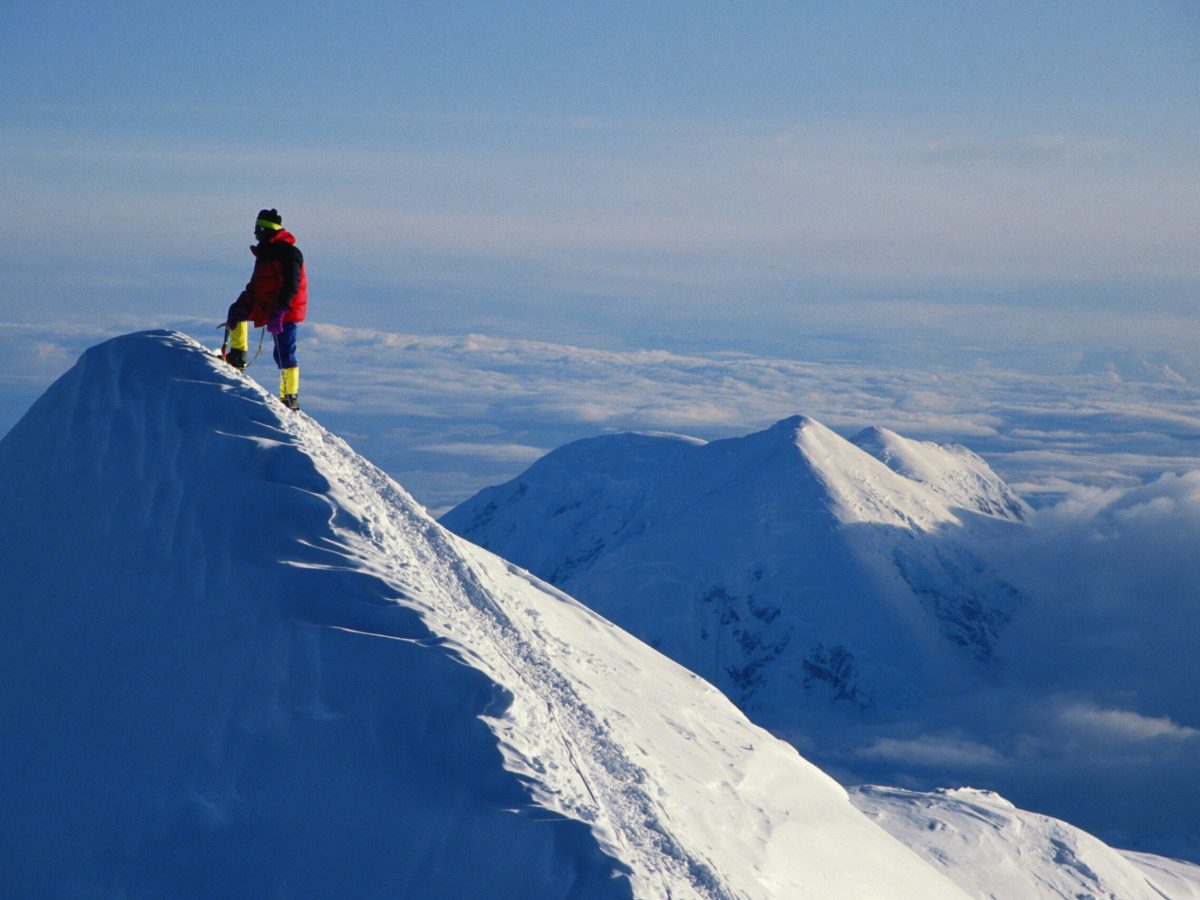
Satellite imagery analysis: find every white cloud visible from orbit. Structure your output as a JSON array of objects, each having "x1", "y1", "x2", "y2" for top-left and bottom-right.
[
  {"x1": 298, "y1": 323, "x2": 1200, "y2": 504},
  {"x1": 1113, "y1": 495, "x2": 1176, "y2": 522},
  {"x1": 414, "y1": 442, "x2": 547, "y2": 463},
  {"x1": 853, "y1": 736, "x2": 1008, "y2": 770},
  {"x1": 1058, "y1": 703, "x2": 1199, "y2": 742}
]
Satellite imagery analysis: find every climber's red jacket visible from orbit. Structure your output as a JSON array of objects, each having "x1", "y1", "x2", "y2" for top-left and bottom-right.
[{"x1": 230, "y1": 229, "x2": 307, "y2": 326}]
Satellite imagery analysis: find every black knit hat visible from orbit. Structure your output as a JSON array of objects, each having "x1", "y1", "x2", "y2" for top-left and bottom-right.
[{"x1": 255, "y1": 208, "x2": 283, "y2": 230}]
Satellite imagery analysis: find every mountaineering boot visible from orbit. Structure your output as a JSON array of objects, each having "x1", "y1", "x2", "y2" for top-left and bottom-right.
[
  {"x1": 227, "y1": 321, "x2": 250, "y2": 370},
  {"x1": 280, "y1": 366, "x2": 300, "y2": 411}
]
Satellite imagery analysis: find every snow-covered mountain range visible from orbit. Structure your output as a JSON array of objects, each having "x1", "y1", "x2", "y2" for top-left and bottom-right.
[
  {"x1": 442, "y1": 415, "x2": 1028, "y2": 727},
  {"x1": 0, "y1": 332, "x2": 970, "y2": 898},
  {"x1": 441, "y1": 414, "x2": 1200, "y2": 869},
  {"x1": 2, "y1": 331, "x2": 1196, "y2": 898}
]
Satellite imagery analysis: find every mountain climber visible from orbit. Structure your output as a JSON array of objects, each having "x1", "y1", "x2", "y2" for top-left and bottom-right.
[{"x1": 224, "y1": 208, "x2": 308, "y2": 410}]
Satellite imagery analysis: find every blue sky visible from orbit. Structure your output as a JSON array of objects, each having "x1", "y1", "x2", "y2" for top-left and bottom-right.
[{"x1": 3, "y1": 1, "x2": 1197, "y2": 372}]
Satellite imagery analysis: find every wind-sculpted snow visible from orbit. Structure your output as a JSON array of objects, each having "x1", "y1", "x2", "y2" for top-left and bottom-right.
[
  {"x1": 851, "y1": 786, "x2": 1200, "y2": 900},
  {"x1": 0, "y1": 332, "x2": 966, "y2": 898},
  {"x1": 442, "y1": 415, "x2": 1026, "y2": 727}
]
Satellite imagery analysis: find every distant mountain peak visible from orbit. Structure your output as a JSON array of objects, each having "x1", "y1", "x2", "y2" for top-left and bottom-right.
[
  {"x1": 718, "y1": 414, "x2": 961, "y2": 531},
  {"x1": 443, "y1": 414, "x2": 1028, "y2": 729},
  {"x1": 769, "y1": 413, "x2": 817, "y2": 434}
]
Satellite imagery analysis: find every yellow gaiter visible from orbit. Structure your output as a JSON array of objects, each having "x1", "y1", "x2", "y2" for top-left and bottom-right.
[
  {"x1": 281, "y1": 366, "x2": 299, "y2": 399},
  {"x1": 229, "y1": 321, "x2": 249, "y2": 352}
]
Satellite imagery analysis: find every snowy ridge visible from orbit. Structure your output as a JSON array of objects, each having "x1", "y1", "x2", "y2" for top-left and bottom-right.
[
  {"x1": 783, "y1": 416, "x2": 960, "y2": 530},
  {"x1": 851, "y1": 785, "x2": 1200, "y2": 900},
  {"x1": 0, "y1": 332, "x2": 965, "y2": 898},
  {"x1": 850, "y1": 426, "x2": 1030, "y2": 521}
]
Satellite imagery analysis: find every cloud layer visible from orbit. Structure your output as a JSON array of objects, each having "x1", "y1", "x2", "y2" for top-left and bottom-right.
[{"x1": 5, "y1": 319, "x2": 1200, "y2": 514}]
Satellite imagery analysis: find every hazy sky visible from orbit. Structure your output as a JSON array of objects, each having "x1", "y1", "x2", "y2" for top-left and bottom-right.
[{"x1": 3, "y1": 1, "x2": 1197, "y2": 372}]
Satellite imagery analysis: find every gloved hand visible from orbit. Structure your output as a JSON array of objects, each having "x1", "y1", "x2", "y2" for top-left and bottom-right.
[{"x1": 267, "y1": 308, "x2": 287, "y2": 335}]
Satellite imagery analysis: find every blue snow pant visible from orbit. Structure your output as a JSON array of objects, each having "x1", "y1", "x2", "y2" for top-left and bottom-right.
[{"x1": 272, "y1": 322, "x2": 298, "y2": 369}]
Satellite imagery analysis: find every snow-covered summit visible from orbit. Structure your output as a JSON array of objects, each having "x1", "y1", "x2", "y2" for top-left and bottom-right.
[
  {"x1": 850, "y1": 425, "x2": 1030, "y2": 521},
  {"x1": 768, "y1": 415, "x2": 961, "y2": 530},
  {"x1": 443, "y1": 415, "x2": 1027, "y2": 727},
  {"x1": 0, "y1": 332, "x2": 965, "y2": 898}
]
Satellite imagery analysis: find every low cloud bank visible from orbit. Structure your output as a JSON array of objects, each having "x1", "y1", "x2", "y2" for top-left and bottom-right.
[
  {"x1": 834, "y1": 475, "x2": 1200, "y2": 857},
  {"x1": 1002, "y1": 472, "x2": 1200, "y2": 719}
]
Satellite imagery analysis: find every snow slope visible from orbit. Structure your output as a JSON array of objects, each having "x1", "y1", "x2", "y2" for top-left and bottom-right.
[
  {"x1": 0, "y1": 331, "x2": 966, "y2": 898},
  {"x1": 850, "y1": 426, "x2": 1030, "y2": 521},
  {"x1": 851, "y1": 785, "x2": 1200, "y2": 900},
  {"x1": 441, "y1": 416, "x2": 1026, "y2": 728}
]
